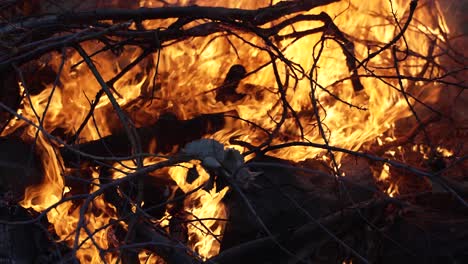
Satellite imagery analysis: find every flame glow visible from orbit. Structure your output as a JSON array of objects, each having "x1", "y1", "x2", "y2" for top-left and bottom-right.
[
  {"x1": 169, "y1": 162, "x2": 228, "y2": 259},
  {"x1": 0, "y1": 0, "x2": 452, "y2": 262}
]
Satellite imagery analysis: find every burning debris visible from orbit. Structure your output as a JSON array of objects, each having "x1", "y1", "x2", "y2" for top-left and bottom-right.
[{"x1": 0, "y1": 0, "x2": 467, "y2": 263}]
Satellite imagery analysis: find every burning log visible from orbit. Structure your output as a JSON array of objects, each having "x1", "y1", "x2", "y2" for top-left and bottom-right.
[{"x1": 60, "y1": 112, "x2": 227, "y2": 166}]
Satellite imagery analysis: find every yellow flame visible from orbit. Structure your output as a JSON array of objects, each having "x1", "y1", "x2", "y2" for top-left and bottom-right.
[
  {"x1": 436, "y1": 146, "x2": 454, "y2": 157},
  {"x1": 168, "y1": 162, "x2": 228, "y2": 259},
  {"x1": 0, "y1": 0, "x2": 451, "y2": 262},
  {"x1": 378, "y1": 164, "x2": 399, "y2": 197}
]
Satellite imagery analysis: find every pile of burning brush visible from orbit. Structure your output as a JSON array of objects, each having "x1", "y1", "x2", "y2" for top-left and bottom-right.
[{"x1": 0, "y1": 0, "x2": 467, "y2": 263}]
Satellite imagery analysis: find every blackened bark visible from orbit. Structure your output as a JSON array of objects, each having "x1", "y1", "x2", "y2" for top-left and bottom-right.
[
  {"x1": 60, "y1": 112, "x2": 227, "y2": 166},
  {"x1": 0, "y1": 137, "x2": 43, "y2": 202}
]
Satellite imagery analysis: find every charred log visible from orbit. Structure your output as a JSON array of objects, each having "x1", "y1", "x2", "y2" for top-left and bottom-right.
[
  {"x1": 0, "y1": 204, "x2": 61, "y2": 264},
  {"x1": 60, "y1": 112, "x2": 227, "y2": 167},
  {"x1": 0, "y1": 137, "x2": 43, "y2": 202},
  {"x1": 220, "y1": 156, "x2": 376, "y2": 251},
  {"x1": 216, "y1": 157, "x2": 468, "y2": 263}
]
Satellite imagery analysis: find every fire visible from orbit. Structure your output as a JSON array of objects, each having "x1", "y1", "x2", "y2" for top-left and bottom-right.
[
  {"x1": 378, "y1": 164, "x2": 399, "y2": 197},
  {"x1": 169, "y1": 162, "x2": 228, "y2": 258},
  {"x1": 0, "y1": 0, "x2": 453, "y2": 262}
]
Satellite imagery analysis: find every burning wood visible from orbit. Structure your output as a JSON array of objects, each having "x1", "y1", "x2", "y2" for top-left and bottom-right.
[
  {"x1": 60, "y1": 111, "x2": 228, "y2": 164},
  {"x1": 0, "y1": 0, "x2": 467, "y2": 263}
]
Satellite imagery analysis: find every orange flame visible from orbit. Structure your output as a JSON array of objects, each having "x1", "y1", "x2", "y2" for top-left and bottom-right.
[{"x1": 0, "y1": 0, "x2": 452, "y2": 262}]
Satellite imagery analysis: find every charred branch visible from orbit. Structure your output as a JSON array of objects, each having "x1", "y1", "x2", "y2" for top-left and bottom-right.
[{"x1": 0, "y1": 0, "x2": 340, "y2": 34}]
